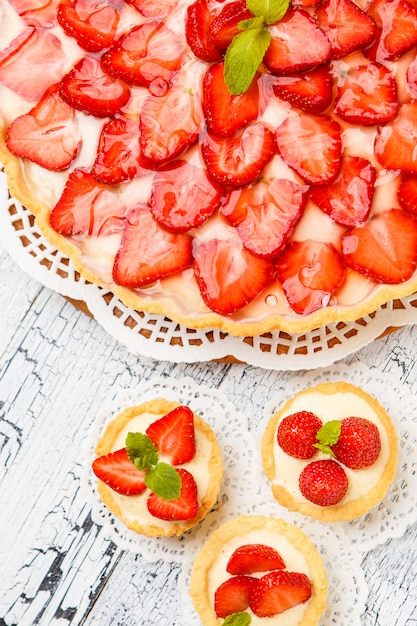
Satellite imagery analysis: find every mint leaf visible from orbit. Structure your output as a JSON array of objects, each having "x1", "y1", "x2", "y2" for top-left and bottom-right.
[
  {"x1": 224, "y1": 26, "x2": 271, "y2": 95},
  {"x1": 126, "y1": 432, "x2": 158, "y2": 471},
  {"x1": 223, "y1": 612, "x2": 251, "y2": 626},
  {"x1": 247, "y1": 0, "x2": 290, "y2": 23},
  {"x1": 313, "y1": 420, "x2": 341, "y2": 456},
  {"x1": 145, "y1": 462, "x2": 182, "y2": 500}
]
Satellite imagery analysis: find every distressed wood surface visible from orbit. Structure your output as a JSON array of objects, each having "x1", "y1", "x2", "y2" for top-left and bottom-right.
[{"x1": 1, "y1": 239, "x2": 417, "y2": 626}]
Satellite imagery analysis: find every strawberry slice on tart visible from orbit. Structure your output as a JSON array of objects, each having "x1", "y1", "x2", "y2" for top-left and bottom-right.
[
  {"x1": 92, "y1": 447, "x2": 147, "y2": 496},
  {"x1": 272, "y1": 64, "x2": 333, "y2": 114},
  {"x1": 185, "y1": 0, "x2": 223, "y2": 63},
  {"x1": 374, "y1": 102, "x2": 417, "y2": 173},
  {"x1": 209, "y1": 0, "x2": 253, "y2": 50},
  {"x1": 227, "y1": 544, "x2": 286, "y2": 575},
  {"x1": 125, "y1": 0, "x2": 179, "y2": 18},
  {"x1": 249, "y1": 570, "x2": 312, "y2": 618},
  {"x1": 315, "y1": 0, "x2": 376, "y2": 59},
  {"x1": 146, "y1": 467, "x2": 199, "y2": 521},
  {"x1": 214, "y1": 576, "x2": 258, "y2": 618},
  {"x1": 8, "y1": 0, "x2": 59, "y2": 28},
  {"x1": 366, "y1": 0, "x2": 417, "y2": 62},
  {"x1": 57, "y1": 0, "x2": 122, "y2": 52},
  {"x1": 398, "y1": 175, "x2": 417, "y2": 216},
  {"x1": 146, "y1": 405, "x2": 196, "y2": 466}
]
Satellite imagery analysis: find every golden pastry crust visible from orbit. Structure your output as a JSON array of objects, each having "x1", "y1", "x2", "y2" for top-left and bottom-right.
[
  {"x1": 94, "y1": 398, "x2": 224, "y2": 537},
  {"x1": 262, "y1": 382, "x2": 398, "y2": 522},
  {"x1": 190, "y1": 515, "x2": 327, "y2": 626}
]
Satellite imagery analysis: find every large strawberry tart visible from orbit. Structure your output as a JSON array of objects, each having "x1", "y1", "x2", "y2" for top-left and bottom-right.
[{"x1": 1, "y1": 0, "x2": 417, "y2": 336}]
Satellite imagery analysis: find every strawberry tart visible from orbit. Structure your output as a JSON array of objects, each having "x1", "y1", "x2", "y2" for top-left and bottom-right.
[
  {"x1": 1, "y1": 0, "x2": 417, "y2": 336},
  {"x1": 92, "y1": 399, "x2": 223, "y2": 537},
  {"x1": 261, "y1": 381, "x2": 398, "y2": 521},
  {"x1": 190, "y1": 515, "x2": 327, "y2": 625}
]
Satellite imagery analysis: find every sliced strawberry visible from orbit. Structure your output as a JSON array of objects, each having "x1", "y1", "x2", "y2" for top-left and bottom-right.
[
  {"x1": 59, "y1": 55, "x2": 130, "y2": 118},
  {"x1": 367, "y1": 0, "x2": 417, "y2": 62},
  {"x1": 124, "y1": 0, "x2": 178, "y2": 18},
  {"x1": 221, "y1": 178, "x2": 307, "y2": 258},
  {"x1": 315, "y1": 0, "x2": 376, "y2": 59},
  {"x1": 8, "y1": 0, "x2": 59, "y2": 27},
  {"x1": 50, "y1": 169, "x2": 126, "y2": 235},
  {"x1": 112, "y1": 205, "x2": 193, "y2": 287},
  {"x1": 406, "y1": 55, "x2": 417, "y2": 98},
  {"x1": 92, "y1": 447, "x2": 147, "y2": 496},
  {"x1": 92, "y1": 116, "x2": 143, "y2": 184},
  {"x1": 185, "y1": 0, "x2": 223, "y2": 62},
  {"x1": 150, "y1": 161, "x2": 223, "y2": 233},
  {"x1": 272, "y1": 64, "x2": 333, "y2": 114},
  {"x1": 309, "y1": 155, "x2": 376, "y2": 227},
  {"x1": 193, "y1": 236, "x2": 275, "y2": 315},
  {"x1": 139, "y1": 87, "x2": 204, "y2": 166},
  {"x1": 334, "y1": 62, "x2": 399, "y2": 126},
  {"x1": 298, "y1": 459, "x2": 349, "y2": 506},
  {"x1": 276, "y1": 111, "x2": 342, "y2": 185},
  {"x1": 374, "y1": 102, "x2": 417, "y2": 174},
  {"x1": 146, "y1": 468, "x2": 199, "y2": 521},
  {"x1": 209, "y1": 0, "x2": 253, "y2": 50},
  {"x1": 57, "y1": 0, "x2": 122, "y2": 52},
  {"x1": 264, "y1": 9, "x2": 331, "y2": 75},
  {"x1": 227, "y1": 544, "x2": 286, "y2": 575},
  {"x1": 331, "y1": 417, "x2": 381, "y2": 469},
  {"x1": 249, "y1": 570, "x2": 312, "y2": 617},
  {"x1": 101, "y1": 22, "x2": 184, "y2": 91},
  {"x1": 398, "y1": 175, "x2": 417, "y2": 216},
  {"x1": 292, "y1": 0, "x2": 321, "y2": 6},
  {"x1": 202, "y1": 61, "x2": 260, "y2": 137},
  {"x1": 342, "y1": 208, "x2": 417, "y2": 283},
  {"x1": 6, "y1": 84, "x2": 81, "y2": 171},
  {"x1": 202, "y1": 122, "x2": 276, "y2": 188},
  {"x1": 146, "y1": 405, "x2": 196, "y2": 465},
  {"x1": 214, "y1": 576, "x2": 258, "y2": 618},
  {"x1": 277, "y1": 411, "x2": 323, "y2": 460},
  {"x1": 276, "y1": 240, "x2": 346, "y2": 315}
]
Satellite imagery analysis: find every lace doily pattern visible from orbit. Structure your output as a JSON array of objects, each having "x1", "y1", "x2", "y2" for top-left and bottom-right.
[{"x1": 1, "y1": 168, "x2": 416, "y2": 371}]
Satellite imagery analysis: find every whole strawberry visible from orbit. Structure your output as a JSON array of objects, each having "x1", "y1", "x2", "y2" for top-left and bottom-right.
[
  {"x1": 277, "y1": 411, "x2": 323, "y2": 459},
  {"x1": 299, "y1": 459, "x2": 348, "y2": 506},
  {"x1": 331, "y1": 416, "x2": 381, "y2": 469}
]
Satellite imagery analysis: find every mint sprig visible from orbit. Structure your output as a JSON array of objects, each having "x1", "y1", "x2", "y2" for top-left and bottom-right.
[
  {"x1": 223, "y1": 612, "x2": 251, "y2": 626},
  {"x1": 224, "y1": 0, "x2": 290, "y2": 95},
  {"x1": 313, "y1": 420, "x2": 341, "y2": 456}
]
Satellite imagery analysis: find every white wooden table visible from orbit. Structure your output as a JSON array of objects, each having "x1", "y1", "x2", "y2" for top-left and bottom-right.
[{"x1": 1, "y1": 237, "x2": 417, "y2": 626}]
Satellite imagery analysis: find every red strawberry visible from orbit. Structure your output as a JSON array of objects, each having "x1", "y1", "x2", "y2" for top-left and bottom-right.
[
  {"x1": 367, "y1": 0, "x2": 417, "y2": 62},
  {"x1": 334, "y1": 62, "x2": 399, "y2": 126},
  {"x1": 406, "y1": 55, "x2": 417, "y2": 98},
  {"x1": 8, "y1": 0, "x2": 58, "y2": 27},
  {"x1": 277, "y1": 411, "x2": 323, "y2": 460},
  {"x1": 185, "y1": 0, "x2": 222, "y2": 62},
  {"x1": 209, "y1": 0, "x2": 253, "y2": 50},
  {"x1": 92, "y1": 447, "x2": 147, "y2": 495},
  {"x1": 374, "y1": 102, "x2": 417, "y2": 174},
  {"x1": 193, "y1": 237, "x2": 275, "y2": 315},
  {"x1": 202, "y1": 61, "x2": 260, "y2": 137},
  {"x1": 150, "y1": 161, "x2": 223, "y2": 232},
  {"x1": 147, "y1": 468, "x2": 199, "y2": 521},
  {"x1": 276, "y1": 240, "x2": 346, "y2": 315},
  {"x1": 57, "y1": 0, "x2": 121, "y2": 52},
  {"x1": 145, "y1": 405, "x2": 196, "y2": 465},
  {"x1": 220, "y1": 178, "x2": 307, "y2": 258},
  {"x1": 92, "y1": 116, "x2": 144, "y2": 184},
  {"x1": 6, "y1": 84, "x2": 81, "y2": 171},
  {"x1": 264, "y1": 9, "x2": 331, "y2": 74},
  {"x1": 202, "y1": 122, "x2": 276, "y2": 188},
  {"x1": 59, "y1": 55, "x2": 130, "y2": 118},
  {"x1": 342, "y1": 209, "x2": 417, "y2": 283},
  {"x1": 298, "y1": 459, "x2": 349, "y2": 506},
  {"x1": 309, "y1": 155, "x2": 376, "y2": 227},
  {"x1": 331, "y1": 417, "x2": 381, "y2": 469},
  {"x1": 249, "y1": 571, "x2": 312, "y2": 617},
  {"x1": 398, "y1": 175, "x2": 417, "y2": 216},
  {"x1": 315, "y1": 0, "x2": 376, "y2": 59},
  {"x1": 292, "y1": 0, "x2": 321, "y2": 6},
  {"x1": 112, "y1": 205, "x2": 193, "y2": 287},
  {"x1": 276, "y1": 111, "x2": 342, "y2": 185},
  {"x1": 272, "y1": 64, "x2": 333, "y2": 114},
  {"x1": 214, "y1": 576, "x2": 258, "y2": 618},
  {"x1": 50, "y1": 168, "x2": 127, "y2": 235},
  {"x1": 124, "y1": 0, "x2": 178, "y2": 18},
  {"x1": 226, "y1": 544, "x2": 286, "y2": 575}
]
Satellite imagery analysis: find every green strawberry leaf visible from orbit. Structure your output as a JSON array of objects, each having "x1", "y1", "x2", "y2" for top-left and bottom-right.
[
  {"x1": 313, "y1": 420, "x2": 341, "y2": 456},
  {"x1": 145, "y1": 462, "x2": 182, "y2": 500},
  {"x1": 223, "y1": 612, "x2": 251, "y2": 626},
  {"x1": 126, "y1": 432, "x2": 158, "y2": 471}
]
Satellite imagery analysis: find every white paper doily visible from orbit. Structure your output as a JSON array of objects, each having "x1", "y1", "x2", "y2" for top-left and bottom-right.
[{"x1": 1, "y1": 167, "x2": 416, "y2": 371}]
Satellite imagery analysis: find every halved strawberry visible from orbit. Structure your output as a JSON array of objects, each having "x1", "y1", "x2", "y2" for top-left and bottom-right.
[
  {"x1": 298, "y1": 459, "x2": 348, "y2": 506},
  {"x1": 146, "y1": 405, "x2": 196, "y2": 465},
  {"x1": 202, "y1": 61, "x2": 260, "y2": 137},
  {"x1": 214, "y1": 576, "x2": 258, "y2": 618},
  {"x1": 209, "y1": 0, "x2": 253, "y2": 50},
  {"x1": 315, "y1": 0, "x2": 376, "y2": 59},
  {"x1": 276, "y1": 111, "x2": 342, "y2": 185},
  {"x1": 264, "y1": 9, "x2": 331, "y2": 74},
  {"x1": 193, "y1": 236, "x2": 275, "y2": 315},
  {"x1": 6, "y1": 84, "x2": 82, "y2": 171},
  {"x1": 227, "y1": 544, "x2": 286, "y2": 575},
  {"x1": 342, "y1": 208, "x2": 417, "y2": 283},
  {"x1": 272, "y1": 64, "x2": 333, "y2": 114},
  {"x1": 367, "y1": 0, "x2": 417, "y2": 62},
  {"x1": 59, "y1": 55, "x2": 130, "y2": 118},
  {"x1": 146, "y1": 468, "x2": 199, "y2": 521},
  {"x1": 57, "y1": 0, "x2": 122, "y2": 52},
  {"x1": 406, "y1": 55, "x2": 417, "y2": 98},
  {"x1": 276, "y1": 240, "x2": 346, "y2": 315},
  {"x1": 202, "y1": 122, "x2": 276, "y2": 188},
  {"x1": 92, "y1": 116, "x2": 143, "y2": 184},
  {"x1": 92, "y1": 447, "x2": 147, "y2": 495},
  {"x1": 124, "y1": 0, "x2": 178, "y2": 18},
  {"x1": 112, "y1": 205, "x2": 193, "y2": 287},
  {"x1": 50, "y1": 168, "x2": 127, "y2": 235},
  {"x1": 150, "y1": 161, "x2": 223, "y2": 232},
  {"x1": 374, "y1": 102, "x2": 417, "y2": 173},
  {"x1": 185, "y1": 0, "x2": 223, "y2": 62},
  {"x1": 221, "y1": 178, "x2": 307, "y2": 258},
  {"x1": 334, "y1": 62, "x2": 399, "y2": 126},
  {"x1": 249, "y1": 570, "x2": 312, "y2": 617},
  {"x1": 310, "y1": 155, "x2": 376, "y2": 227},
  {"x1": 8, "y1": 0, "x2": 59, "y2": 27},
  {"x1": 398, "y1": 175, "x2": 417, "y2": 216}
]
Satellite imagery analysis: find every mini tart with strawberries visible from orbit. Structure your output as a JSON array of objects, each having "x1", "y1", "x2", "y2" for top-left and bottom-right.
[
  {"x1": 92, "y1": 399, "x2": 223, "y2": 537},
  {"x1": 261, "y1": 382, "x2": 398, "y2": 522},
  {"x1": 190, "y1": 515, "x2": 327, "y2": 626}
]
